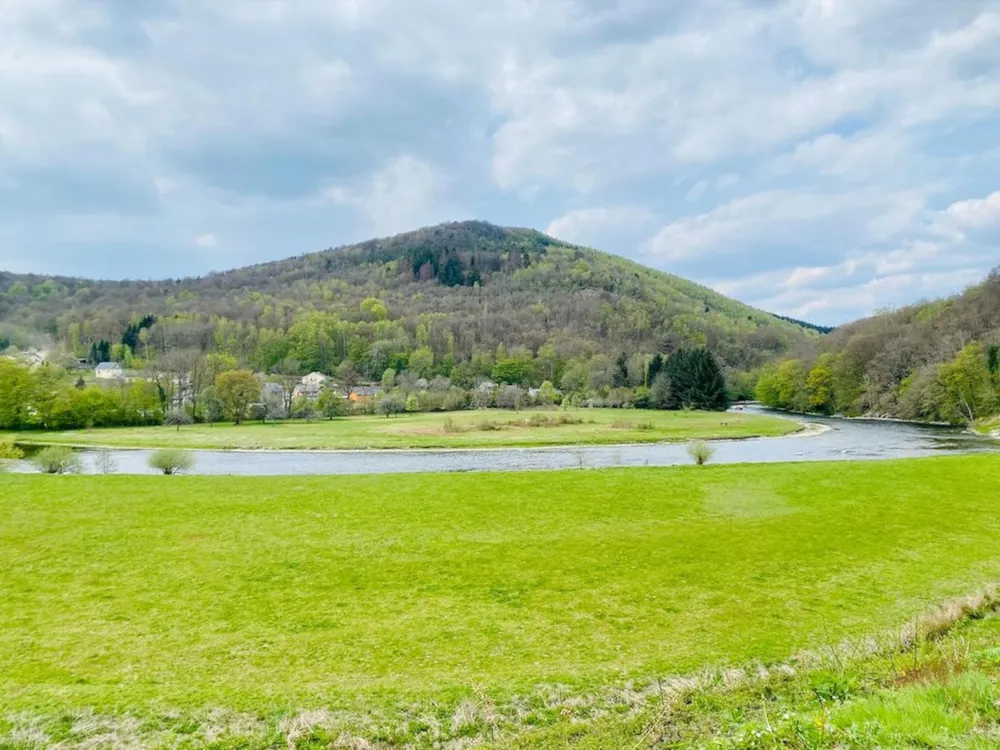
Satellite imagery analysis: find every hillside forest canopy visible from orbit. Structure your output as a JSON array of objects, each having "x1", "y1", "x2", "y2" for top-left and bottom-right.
[
  {"x1": 4, "y1": 221, "x2": 996, "y2": 430},
  {"x1": 757, "y1": 269, "x2": 1000, "y2": 426},
  {"x1": 0, "y1": 222, "x2": 813, "y2": 429}
]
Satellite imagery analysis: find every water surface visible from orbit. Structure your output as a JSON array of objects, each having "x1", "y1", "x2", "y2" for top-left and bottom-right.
[{"x1": 8, "y1": 407, "x2": 998, "y2": 476}]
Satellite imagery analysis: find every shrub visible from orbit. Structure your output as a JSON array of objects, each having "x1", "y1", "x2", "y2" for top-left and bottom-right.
[
  {"x1": 34, "y1": 446, "x2": 83, "y2": 475},
  {"x1": 0, "y1": 439, "x2": 24, "y2": 461},
  {"x1": 496, "y1": 385, "x2": 524, "y2": 411},
  {"x1": 687, "y1": 441, "x2": 715, "y2": 466},
  {"x1": 93, "y1": 448, "x2": 117, "y2": 474},
  {"x1": 0, "y1": 438, "x2": 23, "y2": 473},
  {"x1": 442, "y1": 417, "x2": 465, "y2": 434},
  {"x1": 148, "y1": 449, "x2": 195, "y2": 476},
  {"x1": 477, "y1": 419, "x2": 500, "y2": 431}
]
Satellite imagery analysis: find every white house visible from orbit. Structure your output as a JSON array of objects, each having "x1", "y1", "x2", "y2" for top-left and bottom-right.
[
  {"x1": 292, "y1": 382, "x2": 322, "y2": 400},
  {"x1": 95, "y1": 362, "x2": 124, "y2": 381},
  {"x1": 302, "y1": 372, "x2": 329, "y2": 387}
]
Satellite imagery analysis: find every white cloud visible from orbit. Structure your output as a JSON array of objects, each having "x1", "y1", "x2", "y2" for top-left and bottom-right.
[
  {"x1": 545, "y1": 206, "x2": 654, "y2": 246},
  {"x1": 323, "y1": 155, "x2": 453, "y2": 237},
  {"x1": 685, "y1": 180, "x2": 708, "y2": 202},
  {"x1": 194, "y1": 233, "x2": 219, "y2": 248},
  {"x1": 947, "y1": 191, "x2": 1000, "y2": 227},
  {"x1": 0, "y1": 0, "x2": 998, "y2": 322}
]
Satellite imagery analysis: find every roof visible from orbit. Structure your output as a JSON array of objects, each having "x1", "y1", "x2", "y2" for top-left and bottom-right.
[
  {"x1": 95, "y1": 362, "x2": 122, "y2": 371},
  {"x1": 353, "y1": 385, "x2": 384, "y2": 396}
]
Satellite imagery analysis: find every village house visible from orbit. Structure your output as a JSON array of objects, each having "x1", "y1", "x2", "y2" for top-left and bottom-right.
[
  {"x1": 301, "y1": 372, "x2": 329, "y2": 387},
  {"x1": 292, "y1": 382, "x2": 322, "y2": 400},
  {"x1": 348, "y1": 385, "x2": 384, "y2": 403},
  {"x1": 95, "y1": 362, "x2": 125, "y2": 381}
]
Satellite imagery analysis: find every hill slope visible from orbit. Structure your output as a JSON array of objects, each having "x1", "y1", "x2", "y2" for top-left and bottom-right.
[
  {"x1": 0, "y1": 221, "x2": 813, "y2": 381},
  {"x1": 758, "y1": 269, "x2": 1000, "y2": 423}
]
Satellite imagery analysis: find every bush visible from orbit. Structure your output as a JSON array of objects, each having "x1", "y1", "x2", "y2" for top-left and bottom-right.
[
  {"x1": 93, "y1": 448, "x2": 117, "y2": 474},
  {"x1": 0, "y1": 438, "x2": 23, "y2": 472},
  {"x1": 687, "y1": 441, "x2": 715, "y2": 466},
  {"x1": 148, "y1": 449, "x2": 196, "y2": 476},
  {"x1": 34, "y1": 446, "x2": 83, "y2": 474},
  {"x1": 496, "y1": 385, "x2": 524, "y2": 411},
  {"x1": 0, "y1": 439, "x2": 24, "y2": 461}
]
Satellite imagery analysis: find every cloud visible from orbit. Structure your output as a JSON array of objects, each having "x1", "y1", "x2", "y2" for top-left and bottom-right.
[
  {"x1": 0, "y1": 0, "x2": 998, "y2": 322},
  {"x1": 323, "y1": 155, "x2": 455, "y2": 237},
  {"x1": 947, "y1": 191, "x2": 1000, "y2": 227},
  {"x1": 194, "y1": 233, "x2": 219, "y2": 249},
  {"x1": 545, "y1": 206, "x2": 654, "y2": 246}
]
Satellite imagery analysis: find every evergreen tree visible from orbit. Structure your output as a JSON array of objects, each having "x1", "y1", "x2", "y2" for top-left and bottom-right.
[
  {"x1": 689, "y1": 349, "x2": 730, "y2": 410},
  {"x1": 613, "y1": 353, "x2": 629, "y2": 388},
  {"x1": 440, "y1": 254, "x2": 466, "y2": 287},
  {"x1": 647, "y1": 353, "x2": 664, "y2": 386},
  {"x1": 661, "y1": 348, "x2": 729, "y2": 411}
]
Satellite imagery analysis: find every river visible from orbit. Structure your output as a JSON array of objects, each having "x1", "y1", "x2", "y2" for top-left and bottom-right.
[{"x1": 7, "y1": 407, "x2": 998, "y2": 476}]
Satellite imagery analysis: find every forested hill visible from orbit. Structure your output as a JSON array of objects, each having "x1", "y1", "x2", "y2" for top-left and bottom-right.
[
  {"x1": 758, "y1": 269, "x2": 1000, "y2": 424},
  {"x1": 0, "y1": 221, "x2": 814, "y2": 382}
]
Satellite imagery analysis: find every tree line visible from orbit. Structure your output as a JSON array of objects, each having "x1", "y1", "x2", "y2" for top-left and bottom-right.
[
  {"x1": 0, "y1": 222, "x2": 813, "y2": 391},
  {"x1": 0, "y1": 346, "x2": 732, "y2": 432},
  {"x1": 755, "y1": 269, "x2": 1000, "y2": 425}
]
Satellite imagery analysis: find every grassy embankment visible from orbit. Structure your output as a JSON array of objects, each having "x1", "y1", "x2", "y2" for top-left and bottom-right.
[
  {"x1": 974, "y1": 415, "x2": 1000, "y2": 438},
  {"x1": 2, "y1": 455, "x2": 1000, "y2": 747},
  {"x1": 1, "y1": 408, "x2": 797, "y2": 451}
]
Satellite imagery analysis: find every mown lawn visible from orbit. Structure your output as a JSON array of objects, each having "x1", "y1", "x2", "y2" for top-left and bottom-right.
[
  {"x1": 1, "y1": 407, "x2": 797, "y2": 450},
  {"x1": 2, "y1": 456, "x2": 999, "y2": 747}
]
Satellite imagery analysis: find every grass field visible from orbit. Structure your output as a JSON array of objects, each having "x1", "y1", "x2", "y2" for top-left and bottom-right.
[
  {"x1": 1, "y1": 407, "x2": 798, "y2": 450},
  {"x1": 2, "y1": 456, "x2": 1000, "y2": 747}
]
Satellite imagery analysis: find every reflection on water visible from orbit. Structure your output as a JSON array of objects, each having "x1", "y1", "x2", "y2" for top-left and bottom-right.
[{"x1": 8, "y1": 406, "x2": 999, "y2": 476}]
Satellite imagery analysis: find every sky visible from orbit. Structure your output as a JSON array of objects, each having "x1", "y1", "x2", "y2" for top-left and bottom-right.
[{"x1": 1, "y1": 0, "x2": 999, "y2": 325}]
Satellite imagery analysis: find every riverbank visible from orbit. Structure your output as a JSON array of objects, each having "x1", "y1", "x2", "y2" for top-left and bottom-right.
[
  {"x1": 1, "y1": 408, "x2": 798, "y2": 451},
  {"x1": 3, "y1": 456, "x2": 1000, "y2": 748}
]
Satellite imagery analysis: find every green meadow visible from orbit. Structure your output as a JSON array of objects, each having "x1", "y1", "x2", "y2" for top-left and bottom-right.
[
  {"x1": 2, "y1": 407, "x2": 797, "y2": 451},
  {"x1": 2, "y1": 456, "x2": 1000, "y2": 747}
]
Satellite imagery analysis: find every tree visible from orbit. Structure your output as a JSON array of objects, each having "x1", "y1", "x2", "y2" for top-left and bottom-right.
[
  {"x1": 381, "y1": 368, "x2": 397, "y2": 389},
  {"x1": 376, "y1": 393, "x2": 406, "y2": 417},
  {"x1": 757, "y1": 359, "x2": 807, "y2": 411},
  {"x1": 272, "y1": 357, "x2": 302, "y2": 414},
  {"x1": 805, "y1": 354, "x2": 836, "y2": 414},
  {"x1": 537, "y1": 380, "x2": 559, "y2": 406},
  {"x1": 360, "y1": 297, "x2": 388, "y2": 321},
  {"x1": 560, "y1": 359, "x2": 589, "y2": 394},
  {"x1": 408, "y1": 347, "x2": 435, "y2": 379},
  {"x1": 687, "y1": 349, "x2": 729, "y2": 410},
  {"x1": 337, "y1": 360, "x2": 361, "y2": 396},
  {"x1": 649, "y1": 372, "x2": 673, "y2": 410},
  {"x1": 613, "y1": 352, "x2": 629, "y2": 388},
  {"x1": 496, "y1": 385, "x2": 524, "y2": 411},
  {"x1": 163, "y1": 408, "x2": 194, "y2": 431},
  {"x1": 200, "y1": 386, "x2": 226, "y2": 426},
  {"x1": 317, "y1": 388, "x2": 348, "y2": 419},
  {"x1": 291, "y1": 397, "x2": 316, "y2": 421},
  {"x1": 647, "y1": 353, "x2": 665, "y2": 387},
  {"x1": 938, "y1": 343, "x2": 995, "y2": 423},
  {"x1": 215, "y1": 370, "x2": 260, "y2": 424},
  {"x1": 0, "y1": 360, "x2": 34, "y2": 429},
  {"x1": 190, "y1": 353, "x2": 237, "y2": 420}
]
